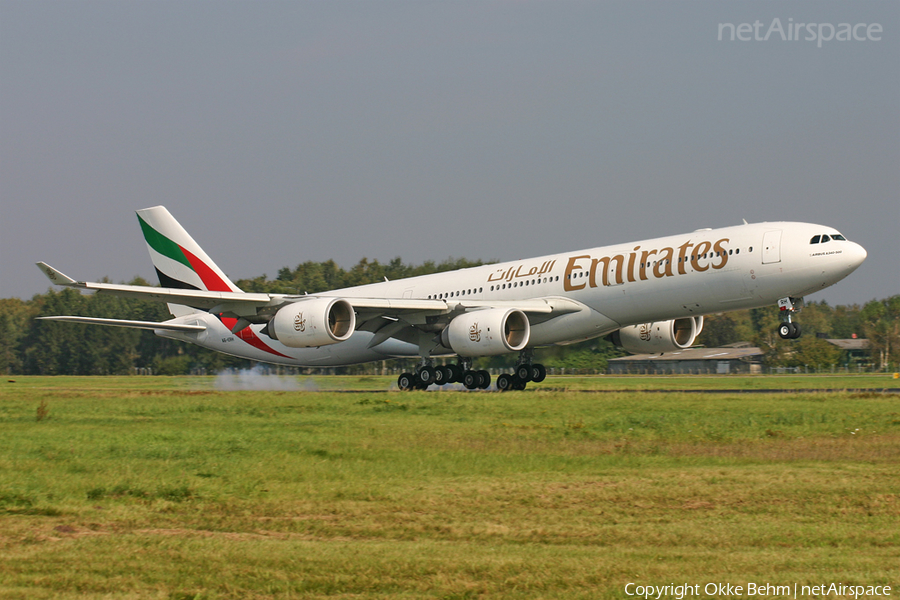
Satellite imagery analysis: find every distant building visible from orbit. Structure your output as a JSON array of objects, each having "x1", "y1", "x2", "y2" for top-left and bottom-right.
[
  {"x1": 825, "y1": 338, "x2": 871, "y2": 367},
  {"x1": 607, "y1": 344, "x2": 763, "y2": 375}
]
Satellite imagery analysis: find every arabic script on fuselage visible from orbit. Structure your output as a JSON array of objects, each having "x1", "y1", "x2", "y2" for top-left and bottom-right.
[{"x1": 487, "y1": 260, "x2": 557, "y2": 284}]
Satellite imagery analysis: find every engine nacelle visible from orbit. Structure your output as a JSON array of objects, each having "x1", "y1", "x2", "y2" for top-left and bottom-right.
[
  {"x1": 611, "y1": 316, "x2": 704, "y2": 354},
  {"x1": 266, "y1": 298, "x2": 356, "y2": 348},
  {"x1": 441, "y1": 308, "x2": 530, "y2": 357}
]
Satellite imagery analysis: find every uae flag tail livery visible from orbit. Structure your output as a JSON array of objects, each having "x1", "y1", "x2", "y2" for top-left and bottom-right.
[{"x1": 137, "y1": 206, "x2": 241, "y2": 293}]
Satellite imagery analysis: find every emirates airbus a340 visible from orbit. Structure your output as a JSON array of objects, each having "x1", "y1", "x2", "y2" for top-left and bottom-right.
[{"x1": 37, "y1": 206, "x2": 866, "y2": 390}]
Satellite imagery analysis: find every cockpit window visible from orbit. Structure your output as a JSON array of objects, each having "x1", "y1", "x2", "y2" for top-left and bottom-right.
[{"x1": 812, "y1": 233, "x2": 847, "y2": 244}]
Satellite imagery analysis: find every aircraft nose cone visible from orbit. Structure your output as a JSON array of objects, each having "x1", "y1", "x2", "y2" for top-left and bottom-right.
[{"x1": 849, "y1": 242, "x2": 867, "y2": 269}]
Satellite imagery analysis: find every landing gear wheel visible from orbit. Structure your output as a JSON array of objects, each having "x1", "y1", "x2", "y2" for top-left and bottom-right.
[
  {"x1": 515, "y1": 364, "x2": 532, "y2": 382},
  {"x1": 398, "y1": 372, "x2": 415, "y2": 391},
  {"x1": 417, "y1": 366, "x2": 436, "y2": 386},
  {"x1": 778, "y1": 323, "x2": 802, "y2": 340},
  {"x1": 447, "y1": 364, "x2": 463, "y2": 383},
  {"x1": 434, "y1": 365, "x2": 452, "y2": 385},
  {"x1": 496, "y1": 373, "x2": 514, "y2": 391},
  {"x1": 513, "y1": 378, "x2": 527, "y2": 391},
  {"x1": 478, "y1": 370, "x2": 491, "y2": 390},
  {"x1": 531, "y1": 363, "x2": 546, "y2": 383},
  {"x1": 462, "y1": 370, "x2": 480, "y2": 390}
]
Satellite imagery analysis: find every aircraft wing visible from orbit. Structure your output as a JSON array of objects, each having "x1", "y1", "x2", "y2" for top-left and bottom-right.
[
  {"x1": 37, "y1": 262, "x2": 451, "y2": 318},
  {"x1": 36, "y1": 262, "x2": 585, "y2": 332},
  {"x1": 347, "y1": 296, "x2": 578, "y2": 315}
]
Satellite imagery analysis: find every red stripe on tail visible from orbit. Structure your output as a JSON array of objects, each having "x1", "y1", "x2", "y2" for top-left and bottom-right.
[{"x1": 180, "y1": 246, "x2": 234, "y2": 292}]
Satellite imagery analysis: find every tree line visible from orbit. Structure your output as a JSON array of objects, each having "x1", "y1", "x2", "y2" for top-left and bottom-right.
[{"x1": 2, "y1": 257, "x2": 897, "y2": 375}]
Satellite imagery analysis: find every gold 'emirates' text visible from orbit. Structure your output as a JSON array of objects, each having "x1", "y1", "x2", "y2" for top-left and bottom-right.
[{"x1": 563, "y1": 238, "x2": 731, "y2": 291}]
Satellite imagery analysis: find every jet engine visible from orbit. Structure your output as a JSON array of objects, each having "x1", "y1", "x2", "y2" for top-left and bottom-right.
[
  {"x1": 610, "y1": 316, "x2": 704, "y2": 354},
  {"x1": 441, "y1": 308, "x2": 530, "y2": 356},
  {"x1": 263, "y1": 298, "x2": 356, "y2": 348}
]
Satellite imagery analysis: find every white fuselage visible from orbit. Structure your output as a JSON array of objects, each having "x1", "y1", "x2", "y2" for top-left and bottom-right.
[{"x1": 161, "y1": 221, "x2": 867, "y2": 366}]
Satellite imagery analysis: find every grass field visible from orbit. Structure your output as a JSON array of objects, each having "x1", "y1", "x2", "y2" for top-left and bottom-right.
[{"x1": 1, "y1": 375, "x2": 898, "y2": 599}]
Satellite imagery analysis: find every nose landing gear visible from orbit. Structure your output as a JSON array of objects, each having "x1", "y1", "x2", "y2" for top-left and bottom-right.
[{"x1": 777, "y1": 297, "x2": 803, "y2": 340}]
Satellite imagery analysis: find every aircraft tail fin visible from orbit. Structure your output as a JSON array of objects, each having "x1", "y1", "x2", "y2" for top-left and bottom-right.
[{"x1": 136, "y1": 206, "x2": 242, "y2": 293}]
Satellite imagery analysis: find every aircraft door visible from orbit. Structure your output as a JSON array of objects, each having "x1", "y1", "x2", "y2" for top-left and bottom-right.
[{"x1": 762, "y1": 230, "x2": 782, "y2": 264}]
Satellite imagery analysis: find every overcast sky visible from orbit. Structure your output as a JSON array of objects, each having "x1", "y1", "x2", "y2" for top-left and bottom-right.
[{"x1": 2, "y1": 1, "x2": 897, "y2": 307}]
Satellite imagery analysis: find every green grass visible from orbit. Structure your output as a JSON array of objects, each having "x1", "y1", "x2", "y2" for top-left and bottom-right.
[
  {"x1": 5, "y1": 372, "x2": 897, "y2": 393},
  {"x1": 1, "y1": 376, "x2": 898, "y2": 598}
]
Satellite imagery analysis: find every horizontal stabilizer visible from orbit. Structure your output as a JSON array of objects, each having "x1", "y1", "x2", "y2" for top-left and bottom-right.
[{"x1": 37, "y1": 316, "x2": 206, "y2": 332}]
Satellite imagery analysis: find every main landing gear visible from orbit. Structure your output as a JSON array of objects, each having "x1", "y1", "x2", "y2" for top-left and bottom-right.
[
  {"x1": 397, "y1": 353, "x2": 548, "y2": 392},
  {"x1": 495, "y1": 363, "x2": 546, "y2": 391},
  {"x1": 495, "y1": 350, "x2": 546, "y2": 392},
  {"x1": 397, "y1": 357, "x2": 491, "y2": 391},
  {"x1": 777, "y1": 297, "x2": 803, "y2": 340}
]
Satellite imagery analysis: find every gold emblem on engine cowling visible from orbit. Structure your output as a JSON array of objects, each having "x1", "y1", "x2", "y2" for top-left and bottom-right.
[
  {"x1": 469, "y1": 323, "x2": 481, "y2": 342},
  {"x1": 639, "y1": 323, "x2": 651, "y2": 341},
  {"x1": 294, "y1": 312, "x2": 306, "y2": 332}
]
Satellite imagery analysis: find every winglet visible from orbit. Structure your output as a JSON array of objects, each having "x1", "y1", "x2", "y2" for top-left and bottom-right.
[{"x1": 36, "y1": 262, "x2": 78, "y2": 286}]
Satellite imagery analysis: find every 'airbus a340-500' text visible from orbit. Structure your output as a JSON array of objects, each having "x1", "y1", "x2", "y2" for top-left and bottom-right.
[{"x1": 37, "y1": 207, "x2": 866, "y2": 391}]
